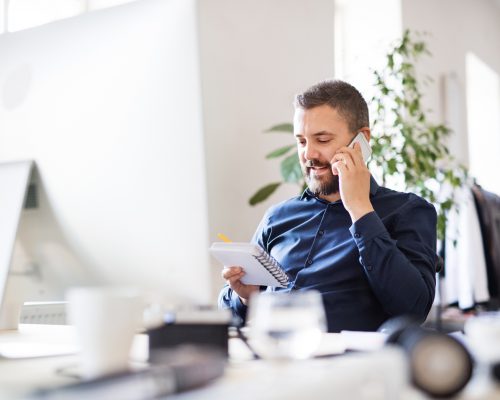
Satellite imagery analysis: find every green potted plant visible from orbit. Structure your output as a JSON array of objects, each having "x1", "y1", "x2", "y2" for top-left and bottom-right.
[{"x1": 249, "y1": 30, "x2": 467, "y2": 240}]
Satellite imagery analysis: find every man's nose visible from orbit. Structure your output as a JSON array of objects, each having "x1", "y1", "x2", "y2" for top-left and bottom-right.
[{"x1": 303, "y1": 142, "x2": 319, "y2": 161}]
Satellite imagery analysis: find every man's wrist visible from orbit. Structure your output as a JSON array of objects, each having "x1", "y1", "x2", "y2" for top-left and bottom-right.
[
  {"x1": 348, "y1": 203, "x2": 374, "y2": 222},
  {"x1": 238, "y1": 286, "x2": 259, "y2": 306},
  {"x1": 239, "y1": 296, "x2": 249, "y2": 306}
]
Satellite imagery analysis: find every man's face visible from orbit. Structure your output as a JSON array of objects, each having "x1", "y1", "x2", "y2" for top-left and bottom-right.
[{"x1": 293, "y1": 104, "x2": 354, "y2": 197}]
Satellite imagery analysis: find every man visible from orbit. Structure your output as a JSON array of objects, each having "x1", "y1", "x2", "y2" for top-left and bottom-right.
[{"x1": 219, "y1": 80, "x2": 437, "y2": 332}]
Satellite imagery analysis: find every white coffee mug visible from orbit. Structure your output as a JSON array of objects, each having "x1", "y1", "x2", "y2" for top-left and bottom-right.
[{"x1": 66, "y1": 286, "x2": 143, "y2": 379}]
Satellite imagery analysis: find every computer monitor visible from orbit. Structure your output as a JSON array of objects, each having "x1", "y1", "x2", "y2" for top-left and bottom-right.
[{"x1": 0, "y1": 0, "x2": 211, "y2": 328}]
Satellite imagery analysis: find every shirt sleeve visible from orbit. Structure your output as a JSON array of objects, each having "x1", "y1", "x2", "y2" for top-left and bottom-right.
[
  {"x1": 349, "y1": 197, "x2": 437, "y2": 321},
  {"x1": 218, "y1": 285, "x2": 248, "y2": 324}
]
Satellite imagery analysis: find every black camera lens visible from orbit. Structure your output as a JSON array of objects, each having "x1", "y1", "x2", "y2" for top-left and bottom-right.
[{"x1": 380, "y1": 317, "x2": 473, "y2": 398}]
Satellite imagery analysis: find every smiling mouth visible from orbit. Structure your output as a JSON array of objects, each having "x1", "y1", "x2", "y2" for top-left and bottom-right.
[
  {"x1": 308, "y1": 166, "x2": 330, "y2": 178},
  {"x1": 305, "y1": 160, "x2": 329, "y2": 168}
]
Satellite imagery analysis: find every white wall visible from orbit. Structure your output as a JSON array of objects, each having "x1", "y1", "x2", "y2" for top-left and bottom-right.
[
  {"x1": 198, "y1": 0, "x2": 336, "y2": 300},
  {"x1": 401, "y1": 0, "x2": 500, "y2": 167}
]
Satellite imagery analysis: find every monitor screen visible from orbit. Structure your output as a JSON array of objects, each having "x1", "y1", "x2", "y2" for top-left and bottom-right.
[{"x1": 0, "y1": 0, "x2": 211, "y2": 312}]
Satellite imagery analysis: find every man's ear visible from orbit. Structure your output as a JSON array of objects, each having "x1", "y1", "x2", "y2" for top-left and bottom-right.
[{"x1": 359, "y1": 127, "x2": 371, "y2": 142}]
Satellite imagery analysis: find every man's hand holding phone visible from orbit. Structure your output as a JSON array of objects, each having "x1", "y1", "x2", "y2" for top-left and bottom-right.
[{"x1": 331, "y1": 133, "x2": 374, "y2": 222}]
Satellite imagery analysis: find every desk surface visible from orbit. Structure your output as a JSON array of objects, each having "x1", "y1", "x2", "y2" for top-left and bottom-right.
[{"x1": 0, "y1": 325, "x2": 499, "y2": 400}]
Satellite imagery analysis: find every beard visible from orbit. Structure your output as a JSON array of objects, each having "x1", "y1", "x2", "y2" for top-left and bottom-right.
[{"x1": 302, "y1": 159, "x2": 339, "y2": 196}]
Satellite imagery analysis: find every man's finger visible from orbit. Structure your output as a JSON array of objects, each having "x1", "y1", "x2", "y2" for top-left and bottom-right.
[
  {"x1": 221, "y1": 266, "x2": 243, "y2": 280},
  {"x1": 332, "y1": 159, "x2": 347, "y2": 177},
  {"x1": 331, "y1": 152, "x2": 352, "y2": 171},
  {"x1": 226, "y1": 273, "x2": 246, "y2": 290},
  {"x1": 331, "y1": 153, "x2": 348, "y2": 165},
  {"x1": 338, "y1": 144, "x2": 363, "y2": 166},
  {"x1": 350, "y1": 142, "x2": 364, "y2": 165}
]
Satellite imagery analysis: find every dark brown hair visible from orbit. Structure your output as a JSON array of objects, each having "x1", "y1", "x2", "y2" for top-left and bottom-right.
[{"x1": 294, "y1": 80, "x2": 369, "y2": 132}]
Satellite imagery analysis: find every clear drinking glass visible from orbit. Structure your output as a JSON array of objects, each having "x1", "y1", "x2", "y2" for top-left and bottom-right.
[
  {"x1": 247, "y1": 290, "x2": 326, "y2": 360},
  {"x1": 464, "y1": 311, "x2": 500, "y2": 364}
]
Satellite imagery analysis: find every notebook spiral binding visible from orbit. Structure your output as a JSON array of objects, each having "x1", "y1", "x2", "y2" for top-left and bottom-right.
[{"x1": 253, "y1": 251, "x2": 289, "y2": 286}]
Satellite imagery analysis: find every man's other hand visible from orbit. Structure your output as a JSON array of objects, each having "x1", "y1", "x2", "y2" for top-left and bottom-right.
[{"x1": 221, "y1": 266, "x2": 259, "y2": 305}]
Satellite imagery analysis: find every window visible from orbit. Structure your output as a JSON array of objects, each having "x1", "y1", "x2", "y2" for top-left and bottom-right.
[
  {"x1": 334, "y1": 0, "x2": 404, "y2": 189},
  {"x1": 334, "y1": 0, "x2": 402, "y2": 101},
  {"x1": 466, "y1": 52, "x2": 500, "y2": 194}
]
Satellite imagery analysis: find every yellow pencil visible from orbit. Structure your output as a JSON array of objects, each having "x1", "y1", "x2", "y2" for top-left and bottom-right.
[{"x1": 217, "y1": 233, "x2": 232, "y2": 243}]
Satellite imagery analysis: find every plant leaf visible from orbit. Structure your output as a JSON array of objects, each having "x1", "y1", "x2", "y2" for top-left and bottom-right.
[
  {"x1": 265, "y1": 123, "x2": 294, "y2": 133},
  {"x1": 265, "y1": 145, "x2": 295, "y2": 159},
  {"x1": 281, "y1": 153, "x2": 302, "y2": 183},
  {"x1": 249, "y1": 182, "x2": 281, "y2": 206}
]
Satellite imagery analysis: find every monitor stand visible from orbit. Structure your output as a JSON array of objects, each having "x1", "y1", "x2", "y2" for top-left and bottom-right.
[{"x1": 0, "y1": 160, "x2": 34, "y2": 331}]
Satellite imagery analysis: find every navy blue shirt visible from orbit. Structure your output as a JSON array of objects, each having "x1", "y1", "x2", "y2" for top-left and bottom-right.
[{"x1": 219, "y1": 177, "x2": 437, "y2": 332}]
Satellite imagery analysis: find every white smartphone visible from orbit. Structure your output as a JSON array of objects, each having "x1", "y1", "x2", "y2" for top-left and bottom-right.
[{"x1": 349, "y1": 132, "x2": 372, "y2": 163}]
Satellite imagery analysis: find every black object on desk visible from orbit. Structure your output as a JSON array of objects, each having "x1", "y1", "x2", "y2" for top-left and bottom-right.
[
  {"x1": 147, "y1": 309, "x2": 230, "y2": 360},
  {"x1": 29, "y1": 346, "x2": 225, "y2": 400},
  {"x1": 148, "y1": 323, "x2": 229, "y2": 360},
  {"x1": 380, "y1": 316, "x2": 474, "y2": 398}
]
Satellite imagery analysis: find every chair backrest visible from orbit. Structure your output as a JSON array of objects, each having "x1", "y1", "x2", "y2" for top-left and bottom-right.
[{"x1": 436, "y1": 255, "x2": 444, "y2": 274}]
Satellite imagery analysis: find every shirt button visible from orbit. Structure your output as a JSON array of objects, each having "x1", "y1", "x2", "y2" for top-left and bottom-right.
[
  {"x1": 354, "y1": 233, "x2": 361, "y2": 239},
  {"x1": 366, "y1": 265, "x2": 373, "y2": 271},
  {"x1": 307, "y1": 259, "x2": 313, "y2": 265},
  {"x1": 318, "y1": 230, "x2": 324, "y2": 235}
]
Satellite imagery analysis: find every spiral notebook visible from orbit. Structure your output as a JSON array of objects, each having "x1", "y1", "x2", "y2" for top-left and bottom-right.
[{"x1": 209, "y1": 242, "x2": 289, "y2": 288}]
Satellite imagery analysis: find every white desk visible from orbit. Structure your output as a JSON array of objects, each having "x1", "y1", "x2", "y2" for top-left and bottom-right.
[{"x1": 0, "y1": 325, "x2": 499, "y2": 400}]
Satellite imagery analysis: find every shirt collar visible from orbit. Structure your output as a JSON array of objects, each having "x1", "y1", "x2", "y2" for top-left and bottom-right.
[
  {"x1": 369, "y1": 175, "x2": 379, "y2": 196},
  {"x1": 300, "y1": 175, "x2": 380, "y2": 201}
]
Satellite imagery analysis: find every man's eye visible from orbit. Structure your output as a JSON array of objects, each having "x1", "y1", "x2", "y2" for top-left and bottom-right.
[
  {"x1": 297, "y1": 140, "x2": 306, "y2": 146},
  {"x1": 318, "y1": 139, "x2": 331, "y2": 143}
]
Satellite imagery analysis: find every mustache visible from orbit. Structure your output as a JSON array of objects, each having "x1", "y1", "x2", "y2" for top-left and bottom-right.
[{"x1": 305, "y1": 159, "x2": 330, "y2": 168}]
